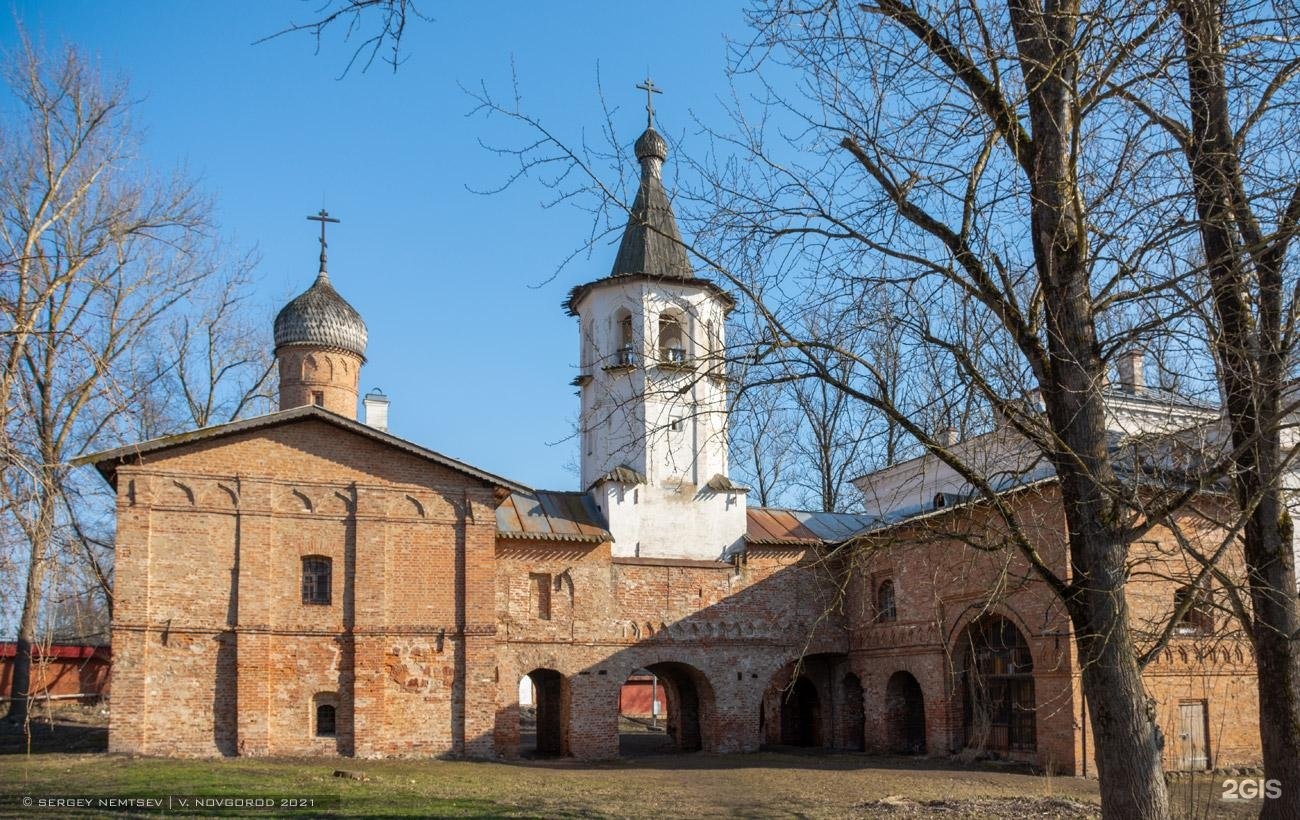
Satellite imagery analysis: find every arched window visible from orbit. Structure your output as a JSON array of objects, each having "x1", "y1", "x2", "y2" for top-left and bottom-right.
[
  {"x1": 1174, "y1": 585, "x2": 1213, "y2": 636},
  {"x1": 302, "y1": 556, "x2": 332, "y2": 605},
  {"x1": 316, "y1": 702, "x2": 337, "y2": 737},
  {"x1": 877, "y1": 579, "x2": 897, "y2": 622},
  {"x1": 960, "y1": 615, "x2": 1035, "y2": 753},
  {"x1": 614, "y1": 309, "x2": 636, "y2": 367},
  {"x1": 658, "y1": 312, "x2": 686, "y2": 364}
]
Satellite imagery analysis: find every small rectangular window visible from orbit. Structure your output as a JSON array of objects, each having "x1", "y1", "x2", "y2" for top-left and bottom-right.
[
  {"x1": 530, "y1": 573, "x2": 552, "y2": 620},
  {"x1": 312, "y1": 391, "x2": 325, "y2": 406},
  {"x1": 670, "y1": 415, "x2": 684, "y2": 433},
  {"x1": 316, "y1": 703, "x2": 336, "y2": 737},
  {"x1": 302, "y1": 556, "x2": 332, "y2": 605}
]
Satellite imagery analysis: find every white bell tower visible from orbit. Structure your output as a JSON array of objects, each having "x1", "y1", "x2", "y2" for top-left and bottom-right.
[{"x1": 564, "y1": 94, "x2": 747, "y2": 561}]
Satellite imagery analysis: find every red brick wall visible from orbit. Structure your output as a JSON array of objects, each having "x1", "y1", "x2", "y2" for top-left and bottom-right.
[
  {"x1": 846, "y1": 486, "x2": 1261, "y2": 775},
  {"x1": 103, "y1": 418, "x2": 1264, "y2": 772},
  {"x1": 108, "y1": 418, "x2": 498, "y2": 758}
]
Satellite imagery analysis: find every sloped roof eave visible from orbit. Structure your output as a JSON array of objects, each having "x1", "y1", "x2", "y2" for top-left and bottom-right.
[{"x1": 74, "y1": 404, "x2": 531, "y2": 494}]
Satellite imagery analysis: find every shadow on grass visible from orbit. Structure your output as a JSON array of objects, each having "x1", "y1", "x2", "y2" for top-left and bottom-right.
[
  {"x1": 0, "y1": 718, "x2": 107, "y2": 755},
  {"x1": 493, "y1": 746, "x2": 1043, "y2": 778}
]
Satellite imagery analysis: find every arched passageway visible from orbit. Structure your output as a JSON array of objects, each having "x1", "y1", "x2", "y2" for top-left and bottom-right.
[
  {"x1": 619, "y1": 661, "x2": 713, "y2": 756},
  {"x1": 763, "y1": 653, "x2": 862, "y2": 750},
  {"x1": 780, "y1": 676, "x2": 822, "y2": 747},
  {"x1": 841, "y1": 673, "x2": 866, "y2": 751},
  {"x1": 958, "y1": 615, "x2": 1036, "y2": 755},
  {"x1": 885, "y1": 671, "x2": 926, "y2": 754},
  {"x1": 520, "y1": 668, "x2": 569, "y2": 757},
  {"x1": 617, "y1": 667, "x2": 673, "y2": 755}
]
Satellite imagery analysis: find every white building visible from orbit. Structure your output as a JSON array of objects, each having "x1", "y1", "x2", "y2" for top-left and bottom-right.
[{"x1": 565, "y1": 119, "x2": 747, "y2": 561}]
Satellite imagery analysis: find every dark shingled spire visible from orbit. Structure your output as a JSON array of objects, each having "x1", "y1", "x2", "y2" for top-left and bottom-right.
[
  {"x1": 608, "y1": 126, "x2": 692, "y2": 279},
  {"x1": 563, "y1": 103, "x2": 736, "y2": 317}
]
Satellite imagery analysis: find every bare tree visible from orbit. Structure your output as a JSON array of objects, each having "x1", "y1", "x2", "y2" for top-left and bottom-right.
[
  {"x1": 730, "y1": 379, "x2": 798, "y2": 507},
  {"x1": 1157, "y1": 3, "x2": 1300, "y2": 813},
  {"x1": 154, "y1": 251, "x2": 276, "y2": 434},
  {"x1": 0, "y1": 42, "x2": 214, "y2": 724},
  {"x1": 258, "y1": 0, "x2": 428, "y2": 76},
  {"x1": 789, "y1": 365, "x2": 869, "y2": 513}
]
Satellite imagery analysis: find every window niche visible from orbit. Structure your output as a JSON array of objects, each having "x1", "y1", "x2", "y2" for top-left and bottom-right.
[
  {"x1": 313, "y1": 692, "x2": 339, "y2": 737},
  {"x1": 1174, "y1": 585, "x2": 1213, "y2": 636},
  {"x1": 302, "y1": 556, "x2": 332, "y2": 605},
  {"x1": 530, "y1": 572, "x2": 553, "y2": 620},
  {"x1": 611, "y1": 309, "x2": 636, "y2": 368},
  {"x1": 877, "y1": 579, "x2": 897, "y2": 622},
  {"x1": 658, "y1": 312, "x2": 687, "y2": 364}
]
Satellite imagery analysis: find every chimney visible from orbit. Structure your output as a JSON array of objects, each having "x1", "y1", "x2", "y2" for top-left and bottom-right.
[
  {"x1": 938, "y1": 426, "x2": 959, "y2": 447},
  {"x1": 363, "y1": 388, "x2": 390, "y2": 432},
  {"x1": 1117, "y1": 350, "x2": 1145, "y2": 394}
]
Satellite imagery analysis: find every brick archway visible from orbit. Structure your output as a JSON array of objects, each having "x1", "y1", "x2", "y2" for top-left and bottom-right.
[
  {"x1": 780, "y1": 675, "x2": 822, "y2": 746},
  {"x1": 885, "y1": 670, "x2": 927, "y2": 754},
  {"x1": 521, "y1": 668, "x2": 569, "y2": 757},
  {"x1": 624, "y1": 660, "x2": 715, "y2": 754},
  {"x1": 841, "y1": 672, "x2": 866, "y2": 751},
  {"x1": 956, "y1": 615, "x2": 1036, "y2": 756}
]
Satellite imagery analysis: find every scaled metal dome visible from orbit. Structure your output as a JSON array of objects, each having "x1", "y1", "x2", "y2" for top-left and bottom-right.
[
  {"x1": 633, "y1": 127, "x2": 668, "y2": 162},
  {"x1": 273, "y1": 271, "x2": 368, "y2": 359}
]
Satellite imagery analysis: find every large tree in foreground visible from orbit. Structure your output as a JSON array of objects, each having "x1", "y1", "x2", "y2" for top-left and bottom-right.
[
  {"x1": 1163, "y1": 3, "x2": 1300, "y2": 814},
  {"x1": 0, "y1": 42, "x2": 239, "y2": 724}
]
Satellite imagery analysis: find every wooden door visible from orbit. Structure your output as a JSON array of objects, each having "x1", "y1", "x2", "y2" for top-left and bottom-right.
[{"x1": 1178, "y1": 701, "x2": 1209, "y2": 770}]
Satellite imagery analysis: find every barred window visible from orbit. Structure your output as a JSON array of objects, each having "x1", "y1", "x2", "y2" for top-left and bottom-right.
[
  {"x1": 877, "y1": 579, "x2": 897, "y2": 622},
  {"x1": 316, "y1": 703, "x2": 336, "y2": 737},
  {"x1": 302, "y1": 556, "x2": 332, "y2": 605}
]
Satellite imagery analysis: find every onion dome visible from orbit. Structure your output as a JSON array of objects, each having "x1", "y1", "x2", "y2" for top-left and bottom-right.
[
  {"x1": 273, "y1": 270, "x2": 368, "y2": 360},
  {"x1": 634, "y1": 127, "x2": 668, "y2": 163}
]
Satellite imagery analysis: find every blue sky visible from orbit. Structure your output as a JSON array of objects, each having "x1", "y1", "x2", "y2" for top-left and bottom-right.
[{"x1": 2, "y1": 1, "x2": 753, "y2": 490}]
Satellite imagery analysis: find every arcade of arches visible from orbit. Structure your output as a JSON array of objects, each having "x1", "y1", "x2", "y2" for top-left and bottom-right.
[{"x1": 502, "y1": 620, "x2": 1045, "y2": 765}]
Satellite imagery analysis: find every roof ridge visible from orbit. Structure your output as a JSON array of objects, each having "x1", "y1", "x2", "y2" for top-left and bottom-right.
[{"x1": 75, "y1": 405, "x2": 531, "y2": 494}]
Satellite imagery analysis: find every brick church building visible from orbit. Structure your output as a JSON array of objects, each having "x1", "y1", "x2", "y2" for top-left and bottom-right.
[{"x1": 81, "y1": 109, "x2": 1262, "y2": 775}]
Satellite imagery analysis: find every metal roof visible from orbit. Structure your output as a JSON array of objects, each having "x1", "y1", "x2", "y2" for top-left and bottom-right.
[
  {"x1": 496, "y1": 490, "x2": 611, "y2": 543},
  {"x1": 562, "y1": 125, "x2": 736, "y2": 317},
  {"x1": 273, "y1": 271, "x2": 368, "y2": 359},
  {"x1": 75, "y1": 404, "x2": 530, "y2": 494},
  {"x1": 746, "y1": 507, "x2": 877, "y2": 546},
  {"x1": 611, "y1": 126, "x2": 692, "y2": 281}
]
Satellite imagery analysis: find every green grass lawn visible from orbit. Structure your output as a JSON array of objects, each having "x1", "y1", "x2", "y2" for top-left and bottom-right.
[
  {"x1": 0, "y1": 724, "x2": 1260, "y2": 819},
  {"x1": 0, "y1": 749, "x2": 1111, "y2": 819}
]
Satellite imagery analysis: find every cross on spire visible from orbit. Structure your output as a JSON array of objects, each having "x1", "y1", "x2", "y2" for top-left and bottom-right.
[
  {"x1": 635, "y1": 77, "x2": 662, "y2": 128},
  {"x1": 306, "y1": 208, "x2": 340, "y2": 275}
]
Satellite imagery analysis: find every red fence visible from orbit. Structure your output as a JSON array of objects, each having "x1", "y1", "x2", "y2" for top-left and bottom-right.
[{"x1": 0, "y1": 643, "x2": 110, "y2": 700}]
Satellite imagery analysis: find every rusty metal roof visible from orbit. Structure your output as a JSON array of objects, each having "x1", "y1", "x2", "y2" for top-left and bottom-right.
[
  {"x1": 587, "y1": 463, "x2": 647, "y2": 490},
  {"x1": 496, "y1": 490, "x2": 611, "y2": 543},
  {"x1": 705, "y1": 474, "x2": 749, "y2": 493},
  {"x1": 746, "y1": 507, "x2": 875, "y2": 546}
]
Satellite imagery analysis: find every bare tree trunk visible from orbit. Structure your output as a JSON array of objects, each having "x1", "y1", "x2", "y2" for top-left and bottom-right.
[
  {"x1": 1177, "y1": 3, "x2": 1300, "y2": 813},
  {"x1": 6, "y1": 479, "x2": 55, "y2": 723}
]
